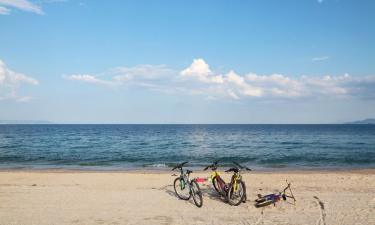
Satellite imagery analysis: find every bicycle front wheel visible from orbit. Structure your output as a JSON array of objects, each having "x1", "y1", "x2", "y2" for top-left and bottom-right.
[
  {"x1": 213, "y1": 177, "x2": 225, "y2": 196},
  {"x1": 174, "y1": 177, "x2": 190, "y2": 200},
  {"x1": 227, "y1": 180, "x2": 246, "y2": 206},
  {"x1": 190, "y1": 180, "x2": 203, "y2": 207}
]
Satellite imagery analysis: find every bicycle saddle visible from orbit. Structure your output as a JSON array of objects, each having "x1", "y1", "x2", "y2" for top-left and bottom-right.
[{"x1": 186, "y1": 170, "x2": 193, "y2": 174}]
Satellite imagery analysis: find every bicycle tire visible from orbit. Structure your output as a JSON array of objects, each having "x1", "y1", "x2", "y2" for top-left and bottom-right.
[
  {"x1": 243, "y1": 192, "x2": 247, "y2": 203},
  {"x1": 190, "y1": 180, "x2": 203, "y2": 208},
  {"x1": 173, "y1": 177, "x2": 190, "y2": 200},
  {"x1": 227, "y1": 180, "x2": 246, "y2": 206},
  {"x1": 212, "y1": 177, "x2": 221, "y2": 193},
  {"x1": 254, "y1": 199, "x2": 274, "y2": 208},
  {"x1": 214, "y1": 176, "x2": 227, "y2": 196}
]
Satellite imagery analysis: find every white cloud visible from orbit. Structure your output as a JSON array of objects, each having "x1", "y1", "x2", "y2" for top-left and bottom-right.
[
  {"x1": 0, "y1": 59, "x2": 39, "y2": 102},
  {"x1": 64, "y1": 74, "x2": 117, "y2": 87},
  {"x1": 64, "y1": 65, "x2": 176, "y2": 91},
  {"x1": 0, "y1": 0, "x2": 44, "y2": 15},
  {"x1": 180, "y1": 58, "x2": 223, "y2": 84},
  {"x1": 39, "y1": 0, "x2": 67, "y2": 3},
  {"x1": 16, "y1": 95, "x2": 33, "y2": 102},
  {"x1": 225, "y1": 70, "x2": 263, "y2": 97},
  {"x1": 245, "y1": 73, "x2": 303, "y2": 97},
  {"x1": 65, "y1": 58, "x2": 375, "y2": 101},
  {"x1": 312, "y1": 56, "x2": 330, "y2": 62},
  {"x1": 113, "y1": 64, "x2": 175, "y2": 82},
  {"x1": 181, "y1": 58, "x2": 211, "y2": 77},
  {"x1": 0, "y1": 5, "x2": 10, "y2": 14}
]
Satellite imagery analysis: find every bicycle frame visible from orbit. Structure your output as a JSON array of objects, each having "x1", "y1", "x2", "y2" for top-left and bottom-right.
[
  {"x1": 230, "y1": 172, "x2": 241, "y2": 192},
  {"x1": 211, "y1": 171, "x2": 225, "y2": 191},
  {"x1": 178, "y1": 168, "x2": 191, "y2": 190},
  {"x1": 281, "y1": 183, "x2": 295, "y2": 202}
]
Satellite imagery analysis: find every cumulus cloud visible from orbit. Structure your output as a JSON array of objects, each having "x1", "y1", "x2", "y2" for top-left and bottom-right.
[
  {"x1": 180, "y1": 58, "x2": 223, "y2": 84},
  {"x1": 0, "y1": 0, "x2": 44, "y2": 15},
  {"x1": 181, "y1": 59, "x2": 211, "y2": 77},
  {"x1": 0, "y1": 59, "x2": 39, "y2": 102},
  {"x1": 225, "y1": 70, "x2": 262, "y2": 97},
  {"x1": 65, "y1": 58, "x2": 375, "y2": 101}
]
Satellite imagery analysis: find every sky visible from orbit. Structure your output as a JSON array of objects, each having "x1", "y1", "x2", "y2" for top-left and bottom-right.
[{"x1": 0, "y1": 0, "x2": 374, "y2": 123}]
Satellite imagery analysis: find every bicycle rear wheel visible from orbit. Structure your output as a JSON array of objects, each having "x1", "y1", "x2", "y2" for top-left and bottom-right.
[
  {"x1": 254, "y1": 198, "x2": 274, "y2": 208},
  {"x1": 227, "y1": 180, "x2": 246, "y2": 206},
  {"x1": 190, "y1": 180, "x2": 203, "y2": 208},
  {"x1": 174, "y1": 177, "x2": 190, "y2": 200}
]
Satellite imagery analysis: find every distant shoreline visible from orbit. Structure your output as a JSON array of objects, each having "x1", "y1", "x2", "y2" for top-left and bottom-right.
[{"x1": 1, "y1": 167, "x2": 374, "y2": 174}]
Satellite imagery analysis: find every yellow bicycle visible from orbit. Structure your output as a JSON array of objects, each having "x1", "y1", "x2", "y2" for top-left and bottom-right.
[{"x1": 203, "y1": 161, "x2": 251, "y2": 206}]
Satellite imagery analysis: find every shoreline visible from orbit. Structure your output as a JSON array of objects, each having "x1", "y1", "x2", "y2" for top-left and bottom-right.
[{"x1": 1, "y1": 167, "x2": 374, "y2": 174}]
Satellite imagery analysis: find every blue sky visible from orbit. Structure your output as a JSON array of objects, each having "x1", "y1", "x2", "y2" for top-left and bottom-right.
[{"x1": 0, "y1": 0, "x2": 374, "y2": 123}]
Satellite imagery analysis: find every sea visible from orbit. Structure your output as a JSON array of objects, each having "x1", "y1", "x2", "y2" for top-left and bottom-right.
[{"x1": 0, "y1": 124, "x2": 374, "y2": 171}]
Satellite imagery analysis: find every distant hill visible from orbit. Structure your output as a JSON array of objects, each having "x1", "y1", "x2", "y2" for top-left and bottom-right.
[
  {"x1": 346, "y1": 118, "x2": 375, "y2": 124},
  {"x1": 0, "y1": 120, "x2": 52, "y2": 124}
]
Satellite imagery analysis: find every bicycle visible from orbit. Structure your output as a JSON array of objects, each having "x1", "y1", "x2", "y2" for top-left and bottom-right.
[
  {"x1": 254, "y1": 181, "x2": 296, "y2": 208},
  {"x1": 203, "y1": 161, "x2": 251, "y2": 206},
  {"x1": 172, "y1": 161, "x2": 203, "y2": 208}
]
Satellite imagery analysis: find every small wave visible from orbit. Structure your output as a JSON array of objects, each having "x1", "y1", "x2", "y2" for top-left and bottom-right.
[
  {"x1": 78, "y1": 162, "x2": 113, "y2": 166},
  {"x1": 0, "y1": 155, "x2": 24, "y2": 162},
  {"x1": 268, "y1": 164, "x2": 288, "y2": 168},
  {"x1": 143, "y1": 163, "x2": 168, "y2": 168},
  {"x1": 0, "y1": 144, "x2": 23, "y2": 149},
  {"x1": 280, "y1": 141, "x2": 303, "y2": 145}
]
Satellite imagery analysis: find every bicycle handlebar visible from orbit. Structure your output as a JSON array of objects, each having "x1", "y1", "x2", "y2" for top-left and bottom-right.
[
  {"x1": 283, "y1": 183, "x2": 291, "y2": 192},
  {"x1": 282, "y1": 181, "x2": 296, "y2": 202},
  {"x1": 233, "y1": 162, "x2": 252, "y2": 171},
  {"x1": 172, "y1": 161, "x2": 188, "y2": 171},
  {"x1": 203, "y1": 160, "x2": 219, "y2": 171},
  {"x1": 225, "y1": 167, "x2": 239, "y2": 173}
]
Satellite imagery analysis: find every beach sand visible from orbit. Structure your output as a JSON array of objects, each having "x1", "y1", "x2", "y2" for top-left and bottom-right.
[{"x1": 0, "y1": 170, "x2": 374, "y2": 225}]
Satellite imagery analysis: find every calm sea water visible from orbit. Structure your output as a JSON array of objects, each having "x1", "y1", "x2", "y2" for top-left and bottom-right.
[{"x1": 0, "y1": 124, "x2": 374, "y2": 170}]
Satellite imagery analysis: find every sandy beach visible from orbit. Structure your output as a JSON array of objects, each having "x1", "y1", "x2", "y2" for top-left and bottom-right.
[{"x1": 0, "y1": 170, "x2": 374, "y2": 225}]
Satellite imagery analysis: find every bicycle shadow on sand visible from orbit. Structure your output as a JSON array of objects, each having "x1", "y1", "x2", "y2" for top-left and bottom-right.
[
  {"x1": 200, "y1": 184, "x2": 226, "y2": 202},
  {"x1": 159, "y1": 184, "x2": 199, "y2": 206},
  {"x1": 159, "y1": 184, "x2": 225, "y2": 206},
  {"x1": 158, "y1": 184, "x2": 176, "y2": 197}
]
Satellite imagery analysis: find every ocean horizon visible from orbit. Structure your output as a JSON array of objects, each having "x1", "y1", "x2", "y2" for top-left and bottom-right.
[{"x1": 1, "y1": 124, "x2": 374, "y2": 171}]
